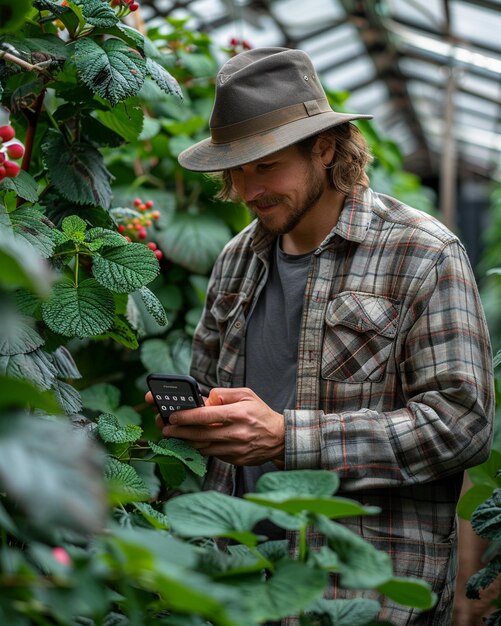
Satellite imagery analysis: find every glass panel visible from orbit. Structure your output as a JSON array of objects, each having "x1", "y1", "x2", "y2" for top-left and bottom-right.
[
  {"x1": 451, "y1": 1, "x2": 501, "y2": 50},
  {"x1": 388, "y1": 0, "x2": 446, "y2": 32}
]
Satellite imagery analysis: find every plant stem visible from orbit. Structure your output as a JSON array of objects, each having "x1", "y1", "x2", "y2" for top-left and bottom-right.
[
  {"x1": 75, "y1": 252, "x2": 79, "y2": 288},
  {"x1": 0, "y1": 51, "x2": 50, "y2": 77},
  {"x1": 299, "y1": 524, "x2": 308, "y2": 562}
]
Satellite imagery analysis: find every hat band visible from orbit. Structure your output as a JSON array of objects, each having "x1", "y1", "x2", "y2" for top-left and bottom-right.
[{"x1": 211, "y1": 97, "x2": 332, "y2": 144}]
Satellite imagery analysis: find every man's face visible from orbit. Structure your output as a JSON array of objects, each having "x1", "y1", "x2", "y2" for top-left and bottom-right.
[{"x1": 228, "y1": 143, "x2": 328, "y2": 235}]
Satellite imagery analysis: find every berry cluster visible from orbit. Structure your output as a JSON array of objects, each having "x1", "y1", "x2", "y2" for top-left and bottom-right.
[
  {"x1": 117, "y1": 198, "x2": 163, "y2": 260},
  {"x1": 229, "y1": 37, "x2": 252, "y2": 52},
  {"x1": 110, "y1": 0, "x2": 140, "y2": 12},
  {"x1": 0, "y1": 125, "x2": 24, "y2": 183}
]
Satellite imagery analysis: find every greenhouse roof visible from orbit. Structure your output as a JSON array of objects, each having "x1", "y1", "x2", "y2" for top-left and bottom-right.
[{"x1": 141, "y1": 0, "x2": 501, "y2": 185}]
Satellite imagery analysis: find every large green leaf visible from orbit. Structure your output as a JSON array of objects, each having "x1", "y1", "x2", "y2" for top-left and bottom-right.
[
  {"x1": 133, "y1": 502, "x2": 170, "y2": 529},
  {"x1": 315, "y1": 516, "x2": 393, "y2": 589},
  {"x1": 0, "y1": 375, "x2": 59, "y2": 412},
  {"x1": 0, "y1": 415, "x2": 106, "y2": 535},
  {"x1": 52, "y1": 378, "x2": 82, "y2": 415},
  {"x1": 9, "y1": 206, "x2": 55, "y2": 258},
  {"x1": 74, "y1": 37, "x2": 146, "y2": 106},
  {"x1": 166, "y1": 490, "x2": 270, "y2": 547},
  {"x1": 73, "y1": 0, "x2": 118, "y2": 26},
  {"x1": 0, "y1": 349, "x2": 56, "y2": 390},
  {"x1": 0, "y1": 169, "x2": 39, "y2": 202},
  {"x1": 0, "y1": 306, "x2": 44, "y2": 355},
  {"x1": 137, "y1": 285, "x2": 168, "y2": 326},
  {"x1": 80, "y1": 382, "x2": 120, "y2": 413},
  {"x1": 96, "y1": 98, "x2": 144, "y2": 142},
  {"x1": 42, "y1": 278, "x2": 115, "y2": 337},
  {"x1": 92, "y1": 243, "x2": 159, "y2": 293},
  {"x1": 42, "y1": 130, "x2": 113, "y2": 208},
  {"x1": 0, "y1": 0, "x2": 32, "y2": 33},
  {"x1": 140, "y1": 337, "x2": 176, "y2": 373},
  {"x1": 105, "y1": 457, "x2": 151, "y2": 504},
  {"x1": 156, "y1": 212, "x2": 232, "y2": 274},
  {"x1": 101, "y1": 314, "x2": 139, "y2": 350},
  {"x1": 50, "y1": 345, "x2": 82, "y2": 379},
  {"x1": 256, "y1": 470, "x2": 340, "y2": 497},
  {"x1": 0, "y1": 230, "x2": 53, "y2": 295},
  {"x1": 377, "y1": 577, "x2": 436, "y2": 610},
  {"x1": 149, "y1": 438, "x2": 207, "y2": 477},
  {"x1": 306, "y1": 598, "x2": 381, "y2": 626}
]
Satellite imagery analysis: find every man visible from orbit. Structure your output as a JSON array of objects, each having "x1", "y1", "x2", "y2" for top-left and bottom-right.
[{"x1": 154, "y1": 47, "x2": 494, "y2": 624}]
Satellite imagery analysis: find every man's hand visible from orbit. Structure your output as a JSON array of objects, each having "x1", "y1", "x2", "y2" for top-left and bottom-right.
[{"x1": 146, "y1": 387, "x2": 284, "y2": 467}]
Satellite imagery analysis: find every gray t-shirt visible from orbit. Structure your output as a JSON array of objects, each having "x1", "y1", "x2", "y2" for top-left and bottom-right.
[{"x1": 236, "y1": 240, "x2": 312, "y2": 534}]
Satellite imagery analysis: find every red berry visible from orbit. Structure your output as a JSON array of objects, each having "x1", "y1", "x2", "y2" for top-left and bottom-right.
[
  {"x1": 151, "y1": 210, "x2": 160, "y2": 220},
  {"x1": 0, "y1": 166, "x2": 5, "y2": 181},
  {"x1": 0, "y1": 153, "x2": 4, "y2": 165},
  {"x1": 52, "y1": 547, "x2": 72, "y2": 567},
  {"x1": 124, "y1": 235, "x2": 131, "y2": 242},
  {"x1": 133, "y1": 198, "x2": 142, "y2": 207},
  {"x1": 154, "y1": 249, "x2": 163, "y2": 260},
  {"x1": 118, "y1": 224, "x2": 126, "y2": 233},
  {"x1": 145, "y1": 200, "x2": 154, "y2": 209},
  {"x1": 4, "y1": 161, "x2": 20, "y2": 177},
  {"x1": 0, "y1": 125, "x2": 15, "y2": 142},
  {"x1": 138, "y1": 203, "x2": 146, "y2": 212},
  {"x1": 6, "y1": 143, "x2": 24, "y2": 160},
  {"x1": 146, "y1": 241, "x2": 157, "y2": 251},
  {"x1": 138, "y1": 228, "x2": 147, "y2": 239},
  {"x1": 229, "y1": 37, "x2": 239, "y2": 46}
]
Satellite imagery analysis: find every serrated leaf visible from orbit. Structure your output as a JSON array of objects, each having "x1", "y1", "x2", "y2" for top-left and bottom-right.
[
  {"x1": 145, "y1": 57, "x2": 182, "y2": 99},
  {"x1": 42, "y1": 278, "x2": 115, "y2": 337},
  {"x1": 105, "y1": 457, "x2": 151, "y2": 504},
  {"x1": 471, "y1": 489, "x2": 501, "y2": 540},
  {"x1": 10, "y1": 206, "x2": 55, "y2": 258},
  {"x1": 156, "y1": 212, "x2": 232, "y2": 274},
  {"x1": 73, "y1": 0, "x2": 118, "y2": 26},
  {"x1": 42, "y1": 130, "x2": 113, "y2": 208},
  {"x1": 50, "y1": 345, "x2": 82, "y2": 379},
  {"x1": 140, "y1": 337, "x2": 175, "y2": 373},
  {"x1": 86, "y1": 227, "x2": 129, "y2": 251},
  {"x1": 74, "y1": 38, "x2": 146, "y2": 106},
  {"x1": 466, "y1": 557, "x2": 501, "y2": 599},
  {"x1": 0, "y1": 170, "x2": 39, "y2": 202},
  {"x1": 133, "y1": 501, "x2": 170, "y2": 529},
  {"x1": 52, "y1": 378, "x2": 82, "y2": 415},
  {"x1": 61, "y1": 215, "x2": 87, "y2": 241},
  {"x1": 137, "y1": 286, "x2": 168, "y2": 326},
  {"x1": 256, "y1": 470, "x2": 340, "y2": 497},
  {"x1": 0, "y1": 349, "x2": 56, "y2": 390},
  {"x1": 92, "y1": 244, "x2": 159, "y2": 293},
  {"x1": 165, "y1": 490, "x2": 269, "y2": 547},
  {"x1": 98, "y1": 413, "x2": 142, "y2": 444},
  {"x1": 149, "y1": 438, "x2": 207, "y2": 477},
  {"x1": 0, "y1": 306, "x2": 44, "y2": 355},
  {"x1": 101, "y1": 314, "x2": 139, "y2": 350}
]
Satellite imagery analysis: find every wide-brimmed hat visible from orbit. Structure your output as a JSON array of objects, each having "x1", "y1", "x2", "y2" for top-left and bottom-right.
[{"x1": 178, "y1": 47, "x2": 373, "y2": 172}]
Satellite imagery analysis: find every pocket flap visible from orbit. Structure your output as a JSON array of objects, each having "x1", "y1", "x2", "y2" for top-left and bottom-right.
[{"x1": 325, "y1": 292, "x2": 399, "y2": 338}]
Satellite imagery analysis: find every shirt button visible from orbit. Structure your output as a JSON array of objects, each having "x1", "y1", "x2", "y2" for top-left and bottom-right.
[{"x1": 234, "y1": 321, "x2": 242, "y2": 330}]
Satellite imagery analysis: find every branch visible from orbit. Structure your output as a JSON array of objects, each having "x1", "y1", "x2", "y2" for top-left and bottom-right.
[{"x1": 0, "y1": 51, "x2": 51, "y2": 78}]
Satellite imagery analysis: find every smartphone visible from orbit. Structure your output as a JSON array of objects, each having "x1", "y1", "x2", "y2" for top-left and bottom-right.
[{"x1": 147, "y1": 373, "x2": 205, "y2": 424}]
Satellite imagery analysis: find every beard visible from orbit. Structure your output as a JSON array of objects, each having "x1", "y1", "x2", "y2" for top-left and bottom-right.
[{"x1": 247, "y1": 162, "x2": 326, "y2": 235}]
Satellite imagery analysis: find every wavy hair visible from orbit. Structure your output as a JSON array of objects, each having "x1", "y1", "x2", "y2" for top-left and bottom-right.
[{"x1": 212, "y1": 122, "x2": 373, "y2": 201}]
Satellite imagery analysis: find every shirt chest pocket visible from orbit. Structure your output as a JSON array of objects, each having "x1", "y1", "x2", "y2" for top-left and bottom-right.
[{"x1": 322, "y1": 292, "x2": 400, "y2": 383}]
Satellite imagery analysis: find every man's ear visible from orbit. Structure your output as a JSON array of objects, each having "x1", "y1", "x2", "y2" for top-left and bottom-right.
[{"x1": 314, "y1": 135, "x2": 336, "y2": 166}]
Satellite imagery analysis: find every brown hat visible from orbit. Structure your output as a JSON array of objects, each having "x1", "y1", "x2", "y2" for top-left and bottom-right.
[{"x1": 178, "y1": 47, "x2": 373, "y2": 172}]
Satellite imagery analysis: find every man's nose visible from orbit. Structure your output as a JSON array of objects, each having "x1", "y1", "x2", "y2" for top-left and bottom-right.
[{"x1": 241, "y1": 178, "x2": 265, "y2": 203}]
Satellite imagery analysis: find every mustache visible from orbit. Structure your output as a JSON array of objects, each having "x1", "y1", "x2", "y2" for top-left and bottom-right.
[{"x1": 248, "y1": 196, "x2": 288, "y2": 210}]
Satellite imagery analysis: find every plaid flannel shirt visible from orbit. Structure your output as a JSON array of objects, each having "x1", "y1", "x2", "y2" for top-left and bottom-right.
[{"x1": 190, "y1": 185, "x2": 494, "y2": 625}]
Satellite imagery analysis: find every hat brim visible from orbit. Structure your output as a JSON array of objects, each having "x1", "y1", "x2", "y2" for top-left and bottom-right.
[{"x1": 178, "y1": 111, "x2": 373, "y2": 172}]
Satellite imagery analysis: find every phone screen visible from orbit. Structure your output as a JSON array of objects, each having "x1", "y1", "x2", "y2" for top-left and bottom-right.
[{"x1": 147, "y1": 375, "x2": 203, "y2": 424}]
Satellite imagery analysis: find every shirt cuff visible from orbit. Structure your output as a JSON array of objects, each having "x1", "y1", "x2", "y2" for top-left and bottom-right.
[{"x1": 284, "y1": 409, "x2": 322, "y2": 470}]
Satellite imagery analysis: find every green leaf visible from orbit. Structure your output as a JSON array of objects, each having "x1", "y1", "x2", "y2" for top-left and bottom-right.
[
  {"x1": 101, "y1": 314, "x2": 139, "y2": 350},
  {"x1": 0, "y1": 349, "x2": 56, "y2": 391},
  {"x1": 50, "y1": 345, "x2": 82, "y2": 379},
  {"x1": 0, "y1": 307, "x2": 44, "y2": 355},
  {"x1": 0, "y1": 230, "x2": 53, "y2": 295},
  {"x1": 306, "y1": 598, "x2": 380, "y2": 626},
  {"x1": 0, "y1": 375, "x2": 59, "y2": 412},
  {"x1": 457, "y1": 485, "x2": 496, "y2": 521},
  {"x1": 315, "y1": 516, "x2": 393, "y2": 589},
  {"x1": 0, "y1": 170, "x2": 39, "y2": 202},
  {"x1": 140, "y1": 337, "x2": 176, "y2": 373},
  {"x1": 42, "y1": 131, "x2": 113, "y2": 208},
  {"x1": 92, "y1": 243, "x2": 159, "y2": 293},
  {"x1": 256, "y1": 469, "x2": 340, "y2": 497},
  {"x1": 80, "y1": 382, "x2": 120, "y2": 413},
  {"x1": 86, "y1": 226, "x2": 129, "y2": 250},
  {"x1": 8, "y1": 206, "x2": 55, "y2": 258},
  {"x1": 149, "y1": 438, "x2": 207, "y2": 477},
  {"x1": 471, "y1": 489, "x2": 501, "y2": 540},
  {"x1": 468, "y1": 450, "x2": 501, "y2": 487},
  {"x1": 0, "y1": 415, "x2": 106, "y2": 535},
  {"x1": 42, "y1": 278, "x2": 115, "y2": 337},
  {"x1": 96, "y1": 98, "x2": 144, "y2": 142},
  {"x1": 98, "y1": 413, "x2": 142, "y2": 444},
  {"x1": 74, "y1": 37, "x2": 146, "y2": 106},
  {"x1": 62, "y1": 214, "x2": 87, "y2": 236},
  {"x1": 73, "y1": 0, "x2": 118, "y2": 26},
  {"x1": 0, "y1": 0, "x2": 32, "y2": 33},
  {"x1": 156, "y1": 212, "x2": 232, "y2": 274},
  {"x1": 466, "y1": 556, "x2": 501, "y2": 599},
  {"x1": 165, "y1": 490, "x2": 270, "y2": 547},
  {"x1": 52, "y1": 378, "x2": 82, "y2": 415},
  {"x1": 137, "y1": 286, "x2": 168, "y2": 326},
  {"x1": 377, "y1": 577, "x2": 436, "y2": 610},
  {"x1": 133, "y1": 502, "x2": 170, "y2": 529},
  {"x1": 105, "y1": 456, "x2": 151, "y2": 504},
  {"x1": 145, "y1": 57, "x2": 182, "y2": 99}
]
